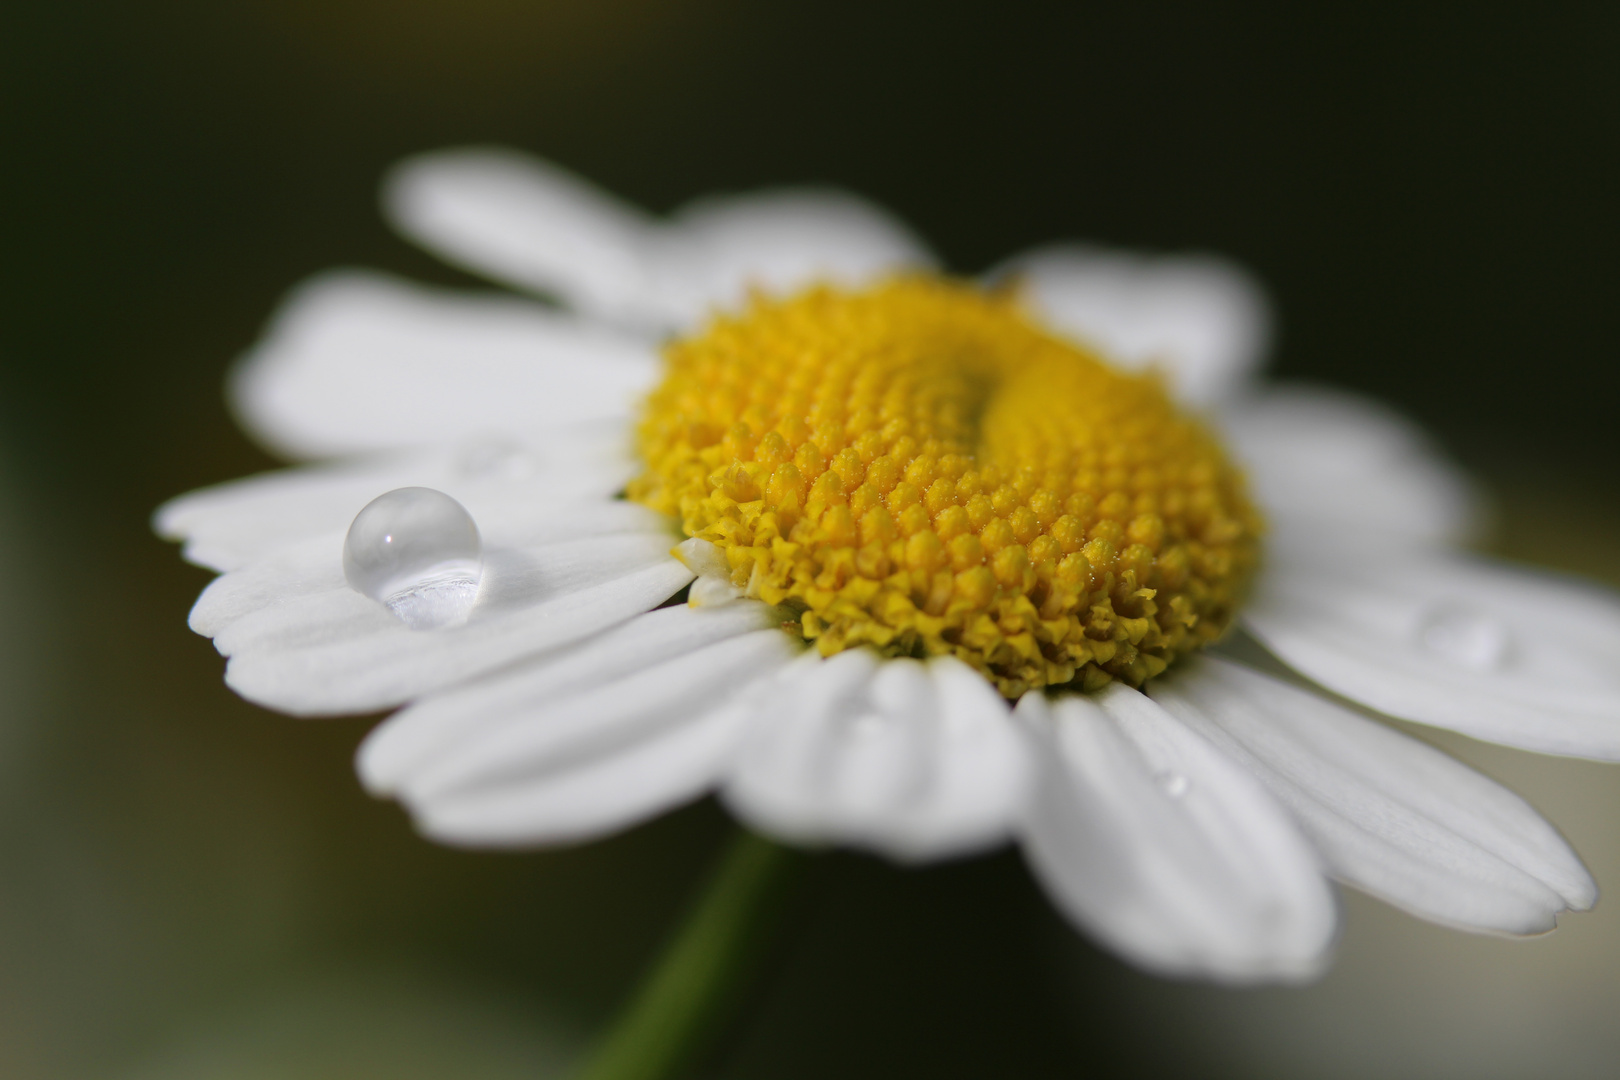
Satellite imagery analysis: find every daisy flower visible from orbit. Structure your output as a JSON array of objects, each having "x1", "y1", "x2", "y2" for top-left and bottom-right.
[{"x1": 157, "y1": 148, "x2": 1620, "y2": 1007}]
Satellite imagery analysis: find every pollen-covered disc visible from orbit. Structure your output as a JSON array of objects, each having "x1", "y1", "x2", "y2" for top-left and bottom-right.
[{"x1": 629, "y1": 277, "x2": 1262, "y2": 695}]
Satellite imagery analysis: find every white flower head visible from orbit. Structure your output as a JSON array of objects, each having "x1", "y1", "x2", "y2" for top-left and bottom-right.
[{"x1": 157, "y1": 146, "x2": 1620, "y2": 984}]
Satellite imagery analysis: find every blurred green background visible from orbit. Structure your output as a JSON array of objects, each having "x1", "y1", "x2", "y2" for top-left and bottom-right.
[{"x1": 2, "y1": 2, "x2": 1618, "y2": 1077}]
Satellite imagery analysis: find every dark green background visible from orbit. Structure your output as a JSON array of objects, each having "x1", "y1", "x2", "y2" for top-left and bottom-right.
[{"x1": 2, "y1": 3, "x2": 1617, "y2": 1077}]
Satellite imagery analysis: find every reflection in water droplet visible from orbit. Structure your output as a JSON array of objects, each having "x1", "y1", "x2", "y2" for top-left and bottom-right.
[
  {"x1": 1155, "y1": 770, "x2": 1191, "y2": 799},
  {"x1": 1419, "y1": 604, "x2": 1510, "y2": 671},
  {"x1": 343, "y1": 487, "x2": 483, "y2": 630}
]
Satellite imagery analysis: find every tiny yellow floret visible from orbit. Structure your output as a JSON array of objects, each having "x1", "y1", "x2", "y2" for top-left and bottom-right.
[{"x1": 628, "y1": 277, "x2": 1262, "y2": 696}]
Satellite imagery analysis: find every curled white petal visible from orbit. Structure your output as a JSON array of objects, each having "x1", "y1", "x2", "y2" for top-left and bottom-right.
[
  {"x1": 724, "y1": 652, "x2": 1030, "y2": 861},
  {"x1": 359, "y1": 602, "x2": 778, "y2": 794},
  {"x1": 386, "y1": 147, "x2": 931, "y2": 331},
  {"x1": 1152, "y1": 656, "x2": 1595, "y2": 934},
  {"x1": 1016, "y1": 688, "x2": 1337, "y2": 983},
  {"x1": 399, "y1": 630, "x2": 799, "y2": 847},
  {"x1": 640, "y1": 188, "x2": 936, "y2": 327},
  {"x1": 384, "y1": 147, "x2": 655, "y2": 324},
  {"x1": 1222, "y1": 383, "x2": 1485, "y2": 550},
  {"x1": 217, "y1": 537, "x2": 691, "y2": 716},
  {"x1": 156, "y1": 440, "x2": 641, "y2": 573},
  {"x1": 994, "y1": 244, "x2": 1271, "y2": 405},
  {"x1": 407, "y1": 630, "x2": 791, "y2": 800},
  {"x1": 189, "y1": 499, "x2": 665, "y2": 638},
  {"x1": 1245, "y1": 550, "x2": 1620, "y2": 759},
  {"x1": 230, "y1": 271, "x2": 658, "y2": 460},
  {"x1": 414, "y1": 696, "x2": 750, "y2": 848}
]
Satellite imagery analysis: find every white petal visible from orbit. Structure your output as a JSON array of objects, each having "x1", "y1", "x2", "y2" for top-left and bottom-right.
[
  {"x1": 414, "y1": 701, "x2": 744, "y2": 847},
  {"x1": 723, "y1": 653, "x2": 1031, "y2": 861},
  {"x1": 383, "y1": 148, "x2": 657, "y2": 324},
  {"x1": 229, "y1": 271, "x2": 658, "y2": 459},
  {"x1": 995, "y1": 244, "x2": 1271, "y2": 405},
  {"x1": 385, "y1": 147, "x2": 933, "y2": 332},
  {"x1": 402, "y1": 630, "x2": 799, "y2": 847},
  {"x1": 1244, "y1": 550, "x2": 1620, "y2": 759},
  {"x1": 218, "y1": 538, "x2": 691, "y2": 715},
  {"x1": 1221, "y1": 384, "x2": 1485, "y2": 549},
  {"x1": 1016, "y1": 688, "x2": 1337, "y2": 983},
  {"x1": 188, "y1": 498, "x2": 666, "y2": 638},
  {"x1": 926, "y1": 657, "x2": 1036, "y2": 844},
  {"x1": 640, "y1": 189, "x2": 936, "y2": 326},
  {"x1": 155, "y1": 438, "x2": 637, "y2": 572},
  {"x1": 1150, "y1": 656, "x2": 1596, "y2": 934},
  {"x1": 359, "y1": 602, "x2": 778, "y2": 793},
  {"x1": 407, "y1": 629, "x2": 788, "y2": 796}
]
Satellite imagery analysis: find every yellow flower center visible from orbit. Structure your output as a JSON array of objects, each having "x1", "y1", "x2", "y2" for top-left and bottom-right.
[{"x1": 628, "y1": 277, "x2": 1261, "y2": 696}]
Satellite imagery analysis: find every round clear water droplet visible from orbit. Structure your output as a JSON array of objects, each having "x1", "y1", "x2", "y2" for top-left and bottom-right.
[
  {"x1": 343, "y1": 487, "x2": 483, "y2": 630},
  {"x1": 1155, "y1": 770, "x2": 1192, "y2": 799},
  {"x1": 1419, "y1": 604, "x2": 1510, "y2": 671}
]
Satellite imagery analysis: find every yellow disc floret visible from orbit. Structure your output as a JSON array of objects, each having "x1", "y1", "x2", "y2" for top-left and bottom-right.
[{"x1": 628, "y1": 277, "x2": 1262, "y2": 697}]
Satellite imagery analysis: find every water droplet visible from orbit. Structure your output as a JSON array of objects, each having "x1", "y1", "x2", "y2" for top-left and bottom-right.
[
  {"x1": 1419, "y1": 604, "x2": 1510, "y2": 671},
  {"x1": 1155, "y1": 770, "x2": 1191, "y2": 799},
  {"x1": 343, "y1": 487, "x2": 483, "y2": 630}
]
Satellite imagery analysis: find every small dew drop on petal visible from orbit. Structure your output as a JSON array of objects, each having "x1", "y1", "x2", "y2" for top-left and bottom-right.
[
  {"x1": 343, "y1": 487, "x2": 483, "y2": 630},
  {"x1": 1418, "y1": 604, "x2": 1511, "y2": 672},
  {"x1": 1154, "y1": 769, "x2": 1192, "y2": 799}
]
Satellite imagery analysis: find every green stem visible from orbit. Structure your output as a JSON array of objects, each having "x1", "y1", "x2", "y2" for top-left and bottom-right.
[{"x1": 572, "y1": 828, "x2": 802, "y2": 1080}]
